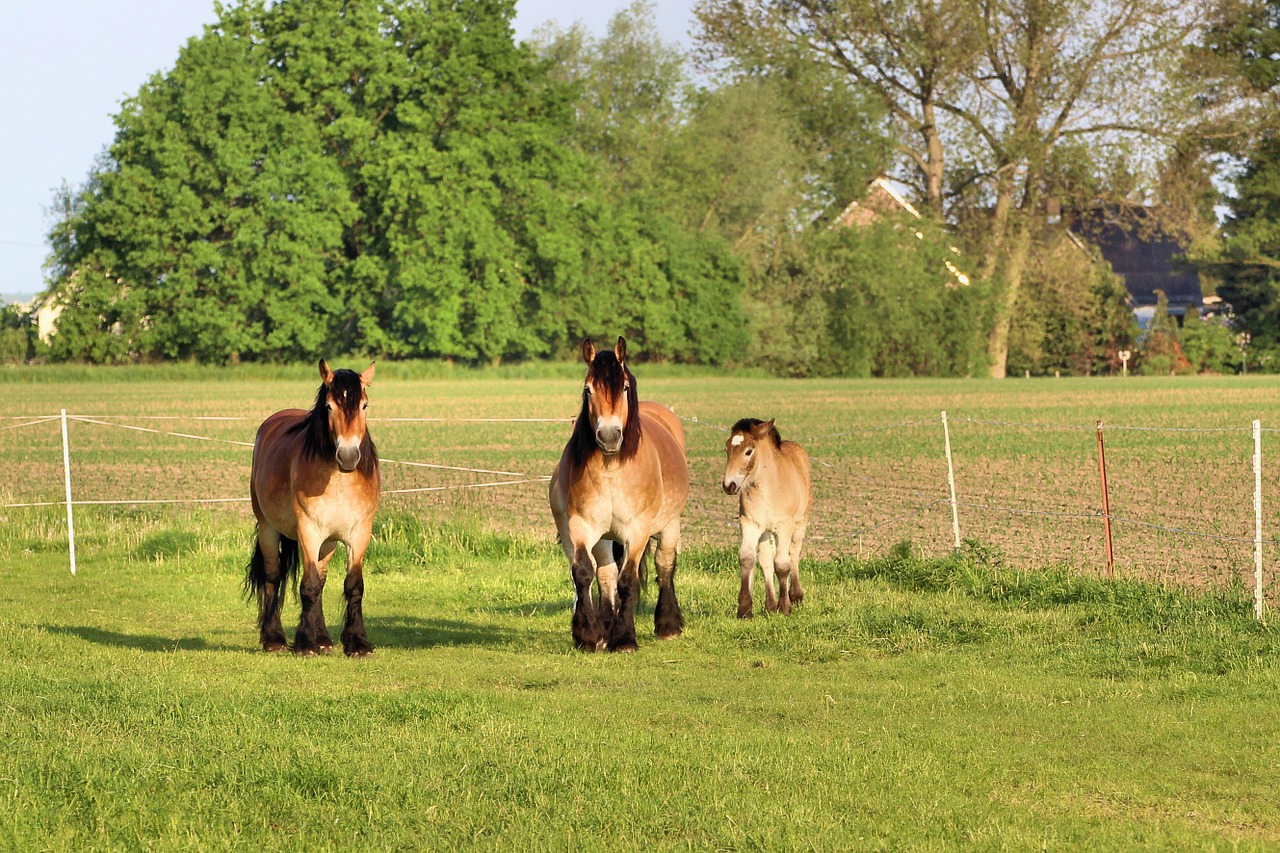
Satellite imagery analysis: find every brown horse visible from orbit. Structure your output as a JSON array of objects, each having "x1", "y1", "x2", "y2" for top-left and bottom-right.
[
  {"x1": 722, "y1": 418, "x2": 811, "y2": 618},
  {"x1": 245, "y1": 360, "x2": 380, "y2": 656},
  {"x1": 549, "y1": 337, "x2": 690, "y2": 651}
]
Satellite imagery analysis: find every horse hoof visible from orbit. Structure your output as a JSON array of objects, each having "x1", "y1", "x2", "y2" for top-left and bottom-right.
[
  {"x1": 736, "y1": 609, "x2": 753, "y2": 619},
  {"x1": 293, "y1": 647, "x2": 318, "y2": 658},
  {"x1": 263, "y1": 642, "x2": 287, "y2": 653},
  {"x1": 656, "y1": 629, "x2": 682, "y2": 640},
  {"x1": 609, "y1": 641, "x2": 638, "y2": 653},
  {"x1": 345, "y1": 648, "x2": 374, "y2": 659}
]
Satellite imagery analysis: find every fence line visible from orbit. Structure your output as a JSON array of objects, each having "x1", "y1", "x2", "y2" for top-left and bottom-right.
[
  {"x1": 0, "y1": 415, "x2": 552, "y2": 532},
  {"x1": 3, "y1": 408, "x2": 1273, "y2": 621},
  {"x1": 2, "y1": 416, "x2": 60, "y2": 431}
]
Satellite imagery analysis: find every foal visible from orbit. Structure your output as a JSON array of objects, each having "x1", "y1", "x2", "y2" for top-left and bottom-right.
[{"x1": 722, "y1": 418, "x2": 812, "y2": 618}]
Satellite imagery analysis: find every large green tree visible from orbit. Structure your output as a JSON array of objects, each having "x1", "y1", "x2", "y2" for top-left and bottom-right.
[{"x1": 46, "y1": 0, "x2": 746, "y2": 365}]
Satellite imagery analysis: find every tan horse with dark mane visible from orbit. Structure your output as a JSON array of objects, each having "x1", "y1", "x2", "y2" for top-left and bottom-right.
[
  {"x1": 722, "y1": 418, "x2": 811, "y2": 618},
  {"x1": 550, "y1": 337, "x2": 689, "y2": 651},
  {"x1": 245, "y1": 360, "x2": 380, "y2": 656}
]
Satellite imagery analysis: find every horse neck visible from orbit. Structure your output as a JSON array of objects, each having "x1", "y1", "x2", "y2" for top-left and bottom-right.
[{"x1": 745, "y1": 439, "x2": 782, "y2": 489}]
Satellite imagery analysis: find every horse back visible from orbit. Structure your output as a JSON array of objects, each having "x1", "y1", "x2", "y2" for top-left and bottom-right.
[
  {"x1": 639, "y1": 401, "x2": 689, "y2": 520},
  {"x1": 742, "y1": 439, "x2": 812, "y2": 528},
  {"x1": 778, "y1": 440, "x2": 813, "y2": 519},
  {"x1": 639, "y1": 400, "x2": 686, "y2": 453}
]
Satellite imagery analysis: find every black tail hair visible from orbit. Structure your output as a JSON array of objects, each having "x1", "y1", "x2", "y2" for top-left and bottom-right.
[{"x1": 244, "y1": 531, "x2": 300, "y2": 632}]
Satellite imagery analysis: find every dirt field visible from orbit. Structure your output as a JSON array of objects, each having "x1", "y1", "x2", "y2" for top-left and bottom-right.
[{"x1": 3, "y1": 370, "x2": 1279, "y2": 597}]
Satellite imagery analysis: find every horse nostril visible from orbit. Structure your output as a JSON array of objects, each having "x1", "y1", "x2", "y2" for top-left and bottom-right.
[{"x1": 723, "y1": 481, "x2": 738, "y2": 495}]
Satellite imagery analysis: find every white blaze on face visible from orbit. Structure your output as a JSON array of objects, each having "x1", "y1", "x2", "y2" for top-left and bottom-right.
[{"x1": 730, "y1": 434, "x2": 745, "y2": 447}]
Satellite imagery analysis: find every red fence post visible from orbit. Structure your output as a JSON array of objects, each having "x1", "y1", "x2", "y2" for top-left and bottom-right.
[{"x1": 1096, "y1": 419, "x2": 1114, "y2": 580}]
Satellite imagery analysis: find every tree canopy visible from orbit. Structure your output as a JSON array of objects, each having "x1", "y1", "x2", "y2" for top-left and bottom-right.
[{"x1": 45, "y1": 0, "x2": 747, "y2": 365}]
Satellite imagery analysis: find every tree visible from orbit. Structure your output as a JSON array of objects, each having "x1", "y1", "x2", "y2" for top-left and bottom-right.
[
  {"x1": 1181, "y1": 304, "x2": 1241, "y2": 372},
  {"x1": 1137, "y1": 290, "x2": 1192, "y2": 374},
  {"x1": 1191, "y1": 1, "x2": 1280, "y2": 365},
  {"x1": 695, "y1": 0, "x2": 1212, "y2": 376},
  {"x1": 1006, "y1": 233, "x2": 1137, "y2": 376},
  {"x1": 46, "y1": 0, "x2": 747, "y2": 365}
]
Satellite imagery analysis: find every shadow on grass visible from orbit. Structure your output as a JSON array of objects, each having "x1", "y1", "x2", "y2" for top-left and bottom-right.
[
  {"x1": 41, "y1": 615, "x2": 564, "y2": 654},
  {"x1": 367, "y1": 616, "x2": 560, "y2": 650},
  {"x1": 42, "y1": 624, "x2": 243, "y2": 653}
]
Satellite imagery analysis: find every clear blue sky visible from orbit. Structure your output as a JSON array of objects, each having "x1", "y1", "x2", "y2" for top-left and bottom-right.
[{"x1": 0, "y1": 0, "x2": 696, "y2": 302}]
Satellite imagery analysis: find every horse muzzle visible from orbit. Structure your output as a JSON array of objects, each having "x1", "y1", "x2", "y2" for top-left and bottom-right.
[
  {"x1": 595, "y1": 425, "x2": 623, "y2": 455},
  {"x1": 336, "y1": 445, "x2": 361, "y2": 472},
  {"x1": 723, "y1": 479, "x2": 740, "y2": 496}
]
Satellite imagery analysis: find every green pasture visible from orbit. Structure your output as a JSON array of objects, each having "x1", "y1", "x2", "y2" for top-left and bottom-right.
[{"x1": 3, "y1": 367, "x2": 1280, "y2": 848}]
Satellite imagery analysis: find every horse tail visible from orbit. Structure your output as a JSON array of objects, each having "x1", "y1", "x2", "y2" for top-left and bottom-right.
[
  {"x1": 633, "y1": 540, "x2": 650, "y2": 595},
  {"x1": 244, "y1": 530, "x2": 301, "y2": 626}
]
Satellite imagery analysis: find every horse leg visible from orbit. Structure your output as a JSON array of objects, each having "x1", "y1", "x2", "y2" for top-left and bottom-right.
[
  {"x1": 737, "y1": 519, "x2": 763, "y2": 619},
  {"x1": 570, "y1": 542, "x2": 605, "y2": 651},
  {"x1": 788, "y1": 522, "x2": 807, "y2": 607},
  {"x1": 253, "y1": 525, "x2": 289, "y2": 652},
  {"x1": 592, "y1": 539, "x2": 620, "y2": 638},
  {"x1": 341, "y1": 526, "x2": 374, "y2": 657},
  {"x1": 313, "y1": 542, "x2": 337, "y2": 652},
  {"x1": 773, "y1": 526, "x2": 796, "y2": 616},
  {"x1": 608, "y1": 544, "x2": 643, "y2": 653},
  {"x1": 653, "y1": 522, "x2": 683, "y2": 639},
  {"x1": 759, "y1": 532, "x2": 780, "y2": 614},
  {"x1": 292, "y1": 530, "x2": 328, "y2": 656}
]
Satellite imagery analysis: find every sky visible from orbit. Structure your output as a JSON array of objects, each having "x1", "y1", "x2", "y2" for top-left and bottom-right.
[{"x1": 0, "y1": 0, "x2": 698, "y2": 302}]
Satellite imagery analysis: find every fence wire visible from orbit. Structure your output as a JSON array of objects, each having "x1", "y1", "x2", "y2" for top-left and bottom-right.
[{"x1": 4, "y1": 410, "x2": 1278, "y2": 603}]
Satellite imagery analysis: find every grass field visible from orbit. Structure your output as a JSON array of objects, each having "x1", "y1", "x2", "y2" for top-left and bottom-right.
[{"x1": 3, "y1": 366, "x2": 1280, "y2": 849}]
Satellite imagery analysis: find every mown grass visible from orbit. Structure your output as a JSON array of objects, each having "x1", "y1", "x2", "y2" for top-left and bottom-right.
[{"x1": 2, "y1": 503, "x2": 1280, "y2": 850}]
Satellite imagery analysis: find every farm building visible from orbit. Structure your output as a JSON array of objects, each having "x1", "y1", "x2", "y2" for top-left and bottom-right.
[{"x1": 1069, "y1": 209, "x2": 1205, "y2": 325}]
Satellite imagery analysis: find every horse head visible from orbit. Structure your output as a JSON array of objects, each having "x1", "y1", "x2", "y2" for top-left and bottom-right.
[
  {"x1": 578, "y1": 337, "x2": 639, "y2": 458},
  {"x1": 318, "y1": 359, "x2": 376, "y2": 472},
  {"x1": 723, "y1": 418, "x2": 779, "y2": 495}
]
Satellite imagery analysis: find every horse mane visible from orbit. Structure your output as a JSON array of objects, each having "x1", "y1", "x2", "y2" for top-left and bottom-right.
[
  {"x1": 731, "y1": 417, "x2": 783, "y2": 449},
  {"x1": 568, "y1": 350, "x2": 642, "y2": 468},
  {"x1": 290, "y1": 368, "x2": 378, "y2": 476}
]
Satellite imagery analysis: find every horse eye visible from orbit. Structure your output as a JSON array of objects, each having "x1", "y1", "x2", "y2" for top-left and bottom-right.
[
  {"x1": 745, "y1": 448, "x2": 754, "y2": 457},
  {"x1": 326, "y1": 403, "x2": 334, "y2": 412},
  {"x1": 362, "y1": 401, "x2": 368, "y2": 411}
]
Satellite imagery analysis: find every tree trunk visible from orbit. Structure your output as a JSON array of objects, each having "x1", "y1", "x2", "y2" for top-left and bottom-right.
[{"x1": 986, "y1": 210, "x2": 1034, "y2": 378}]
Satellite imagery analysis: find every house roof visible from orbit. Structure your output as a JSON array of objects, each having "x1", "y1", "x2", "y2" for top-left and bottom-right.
[
  {"x1": 835, "y1": 177, "x2": 969, "y2": 287},
  {"x1": 1074, "y1": 216, "x2": 1202, "y2": 311}
]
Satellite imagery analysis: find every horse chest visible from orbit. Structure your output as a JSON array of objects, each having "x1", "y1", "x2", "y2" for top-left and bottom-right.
[
  {"x1": 575, "y1": 463, "x2": 658, "y2": 532},
  {"x1": 292, "y1": 470, "x2": 376, "y2": 539}
]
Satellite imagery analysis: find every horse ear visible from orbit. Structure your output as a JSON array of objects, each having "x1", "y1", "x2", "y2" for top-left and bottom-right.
[
  {"x1": 614, "y1": 336, "x2": 627, "y2": 364},
  {"x1": 752, "y1": 419, "x2": 776, "y2": 439},
  {"x1": 319, "y1": 359, "x2": 334, "y2": 385},
  {"x1": 581, "y1": 339, "x2": 596, "y2": 364},
  {"x1": 360, "y1": 362, "x2": 376, "y2": 386}
]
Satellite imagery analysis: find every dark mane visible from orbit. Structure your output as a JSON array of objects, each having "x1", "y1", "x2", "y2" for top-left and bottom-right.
[
  {"x1": 731, "y1": 417, "x2": 783, "y2": 449},
  {"x1": 568, "y1": 350, "x2": 642, "y2": 468},
  {"x1": 290, "y1": 368, "x2": 378, "y2": 476}
]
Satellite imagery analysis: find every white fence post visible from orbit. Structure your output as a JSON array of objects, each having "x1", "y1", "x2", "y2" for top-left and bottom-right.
[
  {"x1": 1254, "y1": 419, "x2": 1263, "y2": 622},
  {"x1": 61, "y1": 409, "x2": 77, "y2": 577},
  {"x1": 941, "y1": 411, "x2": 961, "y2": 550}
]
